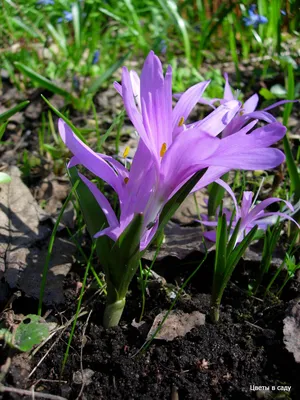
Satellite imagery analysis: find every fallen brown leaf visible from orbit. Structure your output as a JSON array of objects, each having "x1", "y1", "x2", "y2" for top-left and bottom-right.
[{"x1": 147, "y1": 310, "x2": 205, "y2": 341}]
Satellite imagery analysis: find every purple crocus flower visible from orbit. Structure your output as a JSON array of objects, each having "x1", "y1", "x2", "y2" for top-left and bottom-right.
[
  {"x1": 243, "y1": 5, "x2": 268, "y2": 28},
  {"x1": 198, "y1": 73, "x2": 292, "y2": 138},
  {"x1": 58, "y1": 51, "x2": 286, "y2": 250},
  {"x1": 199, "y1": 191, "x2": 299, "y2": 244}
]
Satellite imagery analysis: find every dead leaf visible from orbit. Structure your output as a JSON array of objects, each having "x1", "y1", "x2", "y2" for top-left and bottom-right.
[
  {"x1": 283, "y1": 298, "x2": 300, "y2": 363},
  {"x1": 172, "y1": 191, "x2": 207, "y2": 225},
  {"x1": 35, "y1": 173, "x2": 74, "y2": 229},
  {"x1": 18, "y1": 237, "x2": 76, "y2": 304},
  {"x1": 0, "y1": 166, "x2": 76, "y2": 304},
  {"x1": 24, "y1": 101, "x2": 42, "y2": 120},
  {"x1": 73, "y1": 369, "x2": 94, "y2": 385},
  {"x1": 144, "y1": 221, "x2": 209, "y2": 261},
  {"x1": 144, "y1": 221, "x2": 283, "y2": 268},
  {"x1": 147, "y1": 310, "x2": 205, "y2": 341}
]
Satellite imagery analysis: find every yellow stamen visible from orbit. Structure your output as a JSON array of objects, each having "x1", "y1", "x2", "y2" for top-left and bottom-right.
[
  {"x1": 160, "y1": 142, "x2": 167, "y2": 157},
  {"x1": 123, "y1": 146, "x2": 130, "y2": 158},
  {"x1": 124, "y1": 177, "x2": 129, "y2": 184},
  {"x1": 178, "y1": 116, "x2": 185, "y2": 127}
]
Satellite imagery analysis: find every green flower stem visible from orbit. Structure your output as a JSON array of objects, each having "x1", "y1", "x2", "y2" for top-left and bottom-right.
[
  {"x1": 103, "y1": 298, "x2": 126, "y2": 328},
  {"x1": 210, "y1": 298, "x2": 221, "y2": 324}
]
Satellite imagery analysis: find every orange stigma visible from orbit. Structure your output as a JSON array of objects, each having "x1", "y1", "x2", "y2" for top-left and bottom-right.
[
  {"x1": 178, "y1": 116, "x2": 185, "y2": 127},
  {"x1": 160, "y1": 142, "x2": 167, "y2": 157}
]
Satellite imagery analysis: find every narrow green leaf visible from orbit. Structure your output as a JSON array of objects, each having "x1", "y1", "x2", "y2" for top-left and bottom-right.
[
  {"x1": 98, "y1": 110, "x2": 126, "y2": 148},
  {"x1": 38, "y1": 180, "x2": 80, "y2": 315},
  {"x1": 208, "y1": 173, "x2": 229, "y2": 216},
  {"x1": 227, "y1": 225, "x2": 258, "y2": 274},
  {"x1": 0, "y1": 122, "x2": 8, "y2": 141},
  {"x1": 157, "y1": 0, "x2": 190, "y2": 61},
  {"x1": 15, "y1": 62, "x2": 73, "y2": 99},
  {"x1": 123, "y1": 0, "x2": 147, "y2": 47},
  {"x1": 12, "y1": 17, "x2": 46, "y2": 41},
  {"x1": 148, "y1": 169, "x2": 207, "y2": 250},
  {"x1": 68, "y1": 167, "x2": 108, "y2": 237},
  {"x1": 41, "y1": 95, "x2": 86, "y2": 143},
  {"x1": 226, "y1": 218, "x2": 241, "y2": 255},
  {"x1": 0, "y1": 101, "x2": 29, "y2": 124},
  {"x1": 46, "y1": 23, "x2": 67, "y2": 54},
  {"x1": 87, "y1": 52, "x2": 131, "y2": 95},
  {"x1": 67, "y1": 167, "x2": 113, "y2": 266},
  {"x1": 214, "y1": 213, "x2": 228, "y2": 285},
  {"x1": 113, "y1": 213, "x2": 144, "y2": 298},
  {"x1": 72, "y1": 2, "x2": 81, "y2": 50},
  {"x1": 282, "y1": 64, "x2": 300, "y2": 201}
]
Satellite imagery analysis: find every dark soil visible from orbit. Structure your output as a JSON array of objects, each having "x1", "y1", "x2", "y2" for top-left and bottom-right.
[{"x1": 1, "y1": 252, "x2": 300, "y2": 400}]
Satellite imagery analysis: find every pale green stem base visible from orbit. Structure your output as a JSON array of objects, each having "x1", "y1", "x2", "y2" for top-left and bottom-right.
[
  {"x1": 210, "y1": 301, "x2": 220, "y2": 324},
  {"x1": 103, "y1": 298, "x2": 126, "y2": 328}
]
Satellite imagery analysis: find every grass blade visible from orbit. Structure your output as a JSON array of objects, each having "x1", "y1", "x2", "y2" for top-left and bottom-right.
[
  {"x1": 38, "y1": 180, "x2": 80, "y2": 315},
  {"x1": 282, "y1": 64, "x2": 300, "y2": 201},
  {"x1": 0, "y1": 101, "x2": 29, "y2": 124},
  {"x1": 87, "y1": 52, "x2": 131, "y2": 95},
  {"x1": 15, "y1": 62, "x2": 73, "y2": 100},
  {"x1": 41, "y1": 95, "x2": 86, "y2": 143}
]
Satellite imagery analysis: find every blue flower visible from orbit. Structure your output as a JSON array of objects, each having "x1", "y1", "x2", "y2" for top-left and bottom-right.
[
  {"x1": 57, "y1": 11, "x2": 73, "y2": 23},
  {"x1": 243, "y1": 4, "x2": 268, "y2": 28},
  {"x1": 159, "y1": 40, "x2": 167, "y2": 55},
  {"x1": 92, "y1": 50, "x2": 100, "y2": 65},
  {"x1": 37, "y1": 0, "x2": 54, "y2": 5}
]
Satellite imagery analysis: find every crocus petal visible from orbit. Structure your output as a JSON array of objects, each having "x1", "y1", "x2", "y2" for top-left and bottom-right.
[
  {"x1": 129, "y1": 70, "x2": 141, "y2": 111},
  {"x1": 241, "y1": 191, "x2": 254, "y2": 218},
  {"x1": 58, "y1": 119, "x2": 123, "y2": 196},
  {"x1": 245, "y1": 197, "x2": 294, "y2": 224},
  {"x1": 192, "y1": 166, "x2": 230, "y2": 192},
  {"x1": 215, "y1": 178, "x2": 240, "y2": 219},
  {"x1": 263, "y1": 99, "x2": 298, "y2": 112},
  {"x1": 94, "y1": 225, "x2": 121, "y2": 242},
  {"x1": 221, "y1": 122, "x2": 286, "y2": 149},
  {"x1": 160, "y1": 129, "x2": 220, "y2": 199},
  {"x1": 140, "y1": 219, "x2": 159, "y2": 250},
  {"x1": 244, "y1": 110, "x2": 277, "y2": 124},
  {"x1": 205, "y1": 122, "x2": 286, "y2": 170},
  {"x1": 206, "y1": 148, "x2": 285, "y2": 170},
  {"x1": 140, "y1": 51, "x2": 173, "y2": 154},
  {"x1": 255, "y1": 212, "x2": 300, "y2": 229},
  {"x1": 121, "y1": 67, "x2": 153, "y2": 152},
  {"x1": 243, "y1": 93, "x2": 259, "y2": 113},
  {"x1": 198, "y1": 220, "x2": 219, "y2": 227},
  {"x1": 221, "y1": 116, "x2": 258, "y2": 138},
  {"x1": 203, "y1": 231, "x2": 217, "y2": 242},
  {"x1": 223, "y1": 73, "x2": 235, "y2": 101},
  {"x1": 172, "y1": 80, "x2": 210, "y2": 133},
  {"x1": 100, "y1": 154, "x2": 128, "y2": 179},
  {"x1": 114, "y1": 71, "x2": 141, "y2": 111},
  {"x1": 78, "y1": 172, "x2": 119, "y2": 229},
  {"x1": 193, "y1": 100, "x2": 241, "y2": 136},
  {"x1": 113, "y1": 81, "x2": 122, "y2": 96}
]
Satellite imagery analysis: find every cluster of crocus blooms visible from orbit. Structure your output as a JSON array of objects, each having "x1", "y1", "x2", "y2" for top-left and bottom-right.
[
  {"x1": 58, "y1": 50, "x2": 288, "y2": 251},
  {"x1": 199, "y1": 191, "x2": 299, "y2": 245}
]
